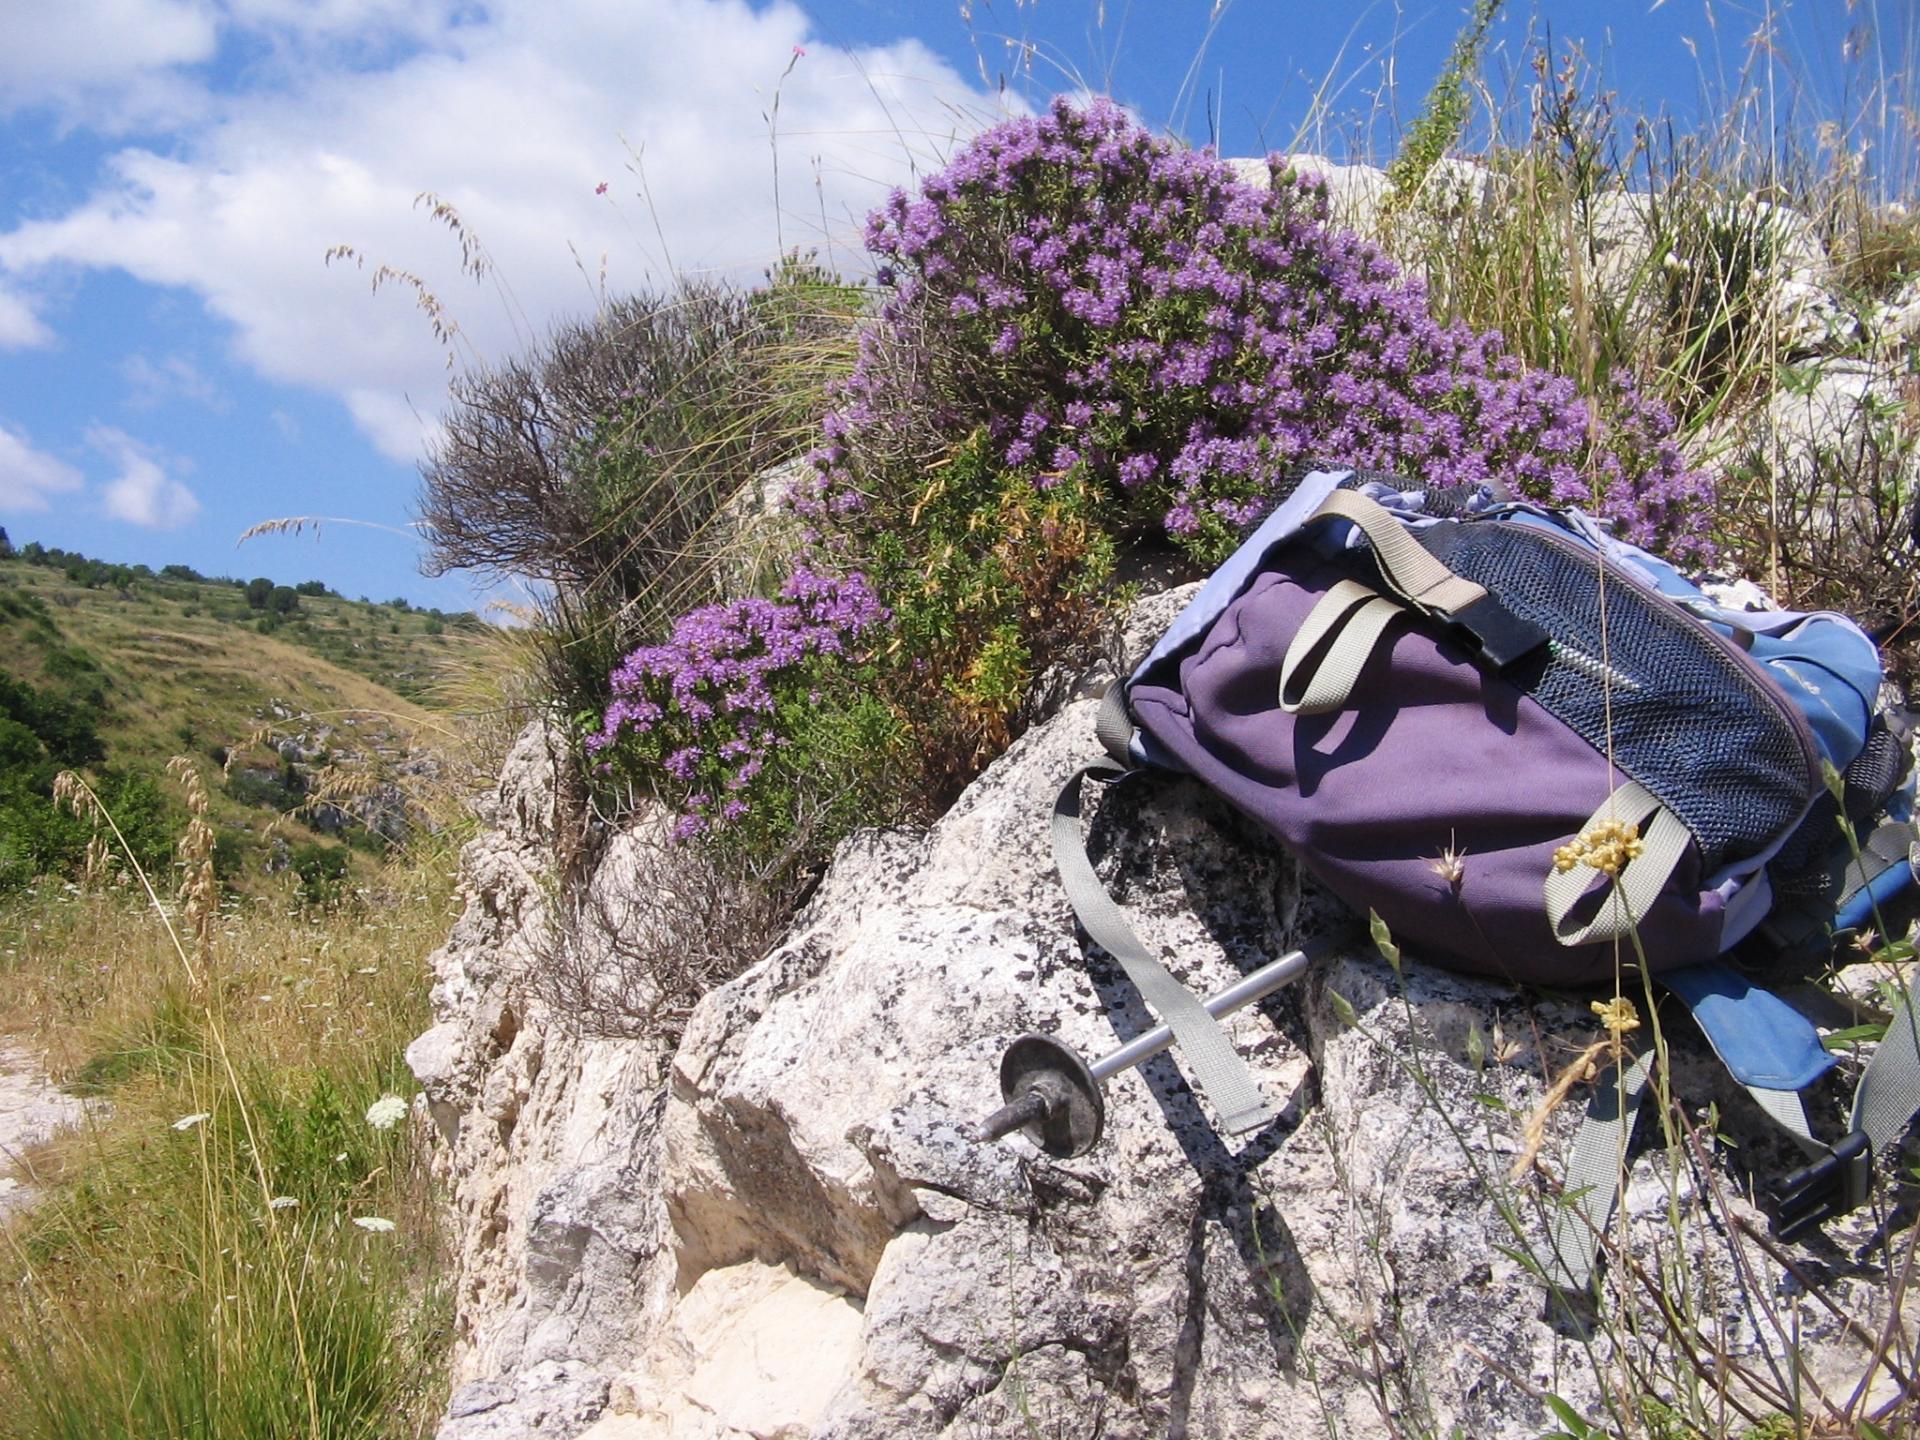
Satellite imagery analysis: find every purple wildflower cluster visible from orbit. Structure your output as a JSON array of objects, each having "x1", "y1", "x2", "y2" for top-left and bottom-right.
[
  {"x1": 800, "y1": 98, "x2": 1714, "y2": 562},
  {"x1": 589, "y1": 567, "x2": 887, "y2": 838}
]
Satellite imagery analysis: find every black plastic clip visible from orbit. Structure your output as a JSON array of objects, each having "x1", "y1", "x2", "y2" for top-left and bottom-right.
[
  {"x1": 1770, "y1": 1129, "x2": 1872, "y2": 1242},
  {"x1": 1410, "y1": 519, "x2": 1549, "y2": 668},
  {"x1": 1446, "y1": 595, "x2": 1551, "y2": 669}
]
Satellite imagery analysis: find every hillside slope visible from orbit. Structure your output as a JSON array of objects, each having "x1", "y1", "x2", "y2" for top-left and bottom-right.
[{"x1": 0, "y1": 553, "x2": 484, "y2": 894}]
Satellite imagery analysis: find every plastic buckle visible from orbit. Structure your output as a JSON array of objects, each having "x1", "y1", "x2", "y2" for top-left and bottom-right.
[
  {"x1": 1770, "y1": 1130, "x2": 1872, "y2": 1242},
  {"x1": 1446, "y1": 595, "x2": 1550, "y2": 669}
]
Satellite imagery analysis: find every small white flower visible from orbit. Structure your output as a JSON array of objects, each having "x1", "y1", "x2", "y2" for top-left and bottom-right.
[
  {"x1": 269, "y1": 1195, "x2": 299, "y2": 1210},
  {"x1": 353, "y1": 1216, "x2": 396, "y2": 1233},
  {"x1": 364, "y1": 1094, "x2": 409, "y2": 1131},
  {"x1": 172, "y1": 1112, "x2": 211, "y2": 1131}
]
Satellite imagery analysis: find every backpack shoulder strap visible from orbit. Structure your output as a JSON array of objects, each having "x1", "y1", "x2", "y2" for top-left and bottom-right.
[
  {"x1": 1050, "y1": 688, "x2": 1275, "y2": 1137},
  {"x1": 1548, "y1": 961, "x2": 1874, "y2": 1298},
  {"x1": 1852, "y1": 972, "x2": 1920, "y2": 1174},
  {"x1": 1547, "y1": 1048, "x2": 1655, "y2": 1304},
  {"x1": 1660, "y1": 963, "x2": 1920, "y2": 1241}
]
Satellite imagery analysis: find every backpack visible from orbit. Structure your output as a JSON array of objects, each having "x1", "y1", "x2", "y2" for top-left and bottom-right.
[{"x1": 1048, "y1": 466, "x2": 1920, "y2": 1295}]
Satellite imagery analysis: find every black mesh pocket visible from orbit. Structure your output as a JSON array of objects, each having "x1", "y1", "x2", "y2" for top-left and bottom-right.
[
  {"x1": 1773, "y1": 717, "x2": 1912, "y2": 896},
  {"x1": 1410, "y1": 519, "x2": 1821, "y2": 869}
]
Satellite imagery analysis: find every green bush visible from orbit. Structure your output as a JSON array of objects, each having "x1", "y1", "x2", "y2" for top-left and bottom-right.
[
  {"x1": 0, "y1": 674, "x2": 104, "y2": 767},
  {"x1": 290, "y1": 842, "x2": 351, "y2": 910}
]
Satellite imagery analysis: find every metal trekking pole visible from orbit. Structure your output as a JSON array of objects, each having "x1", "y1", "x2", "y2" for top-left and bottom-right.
[{"x1": 968, "y1": 935, "x2": 1340, "y2": 1158}]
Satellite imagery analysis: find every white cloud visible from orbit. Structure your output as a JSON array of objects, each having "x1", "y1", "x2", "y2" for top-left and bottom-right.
[
  {"x1": 0, "y1": 422, "x2": 85, "y2": 512},
  {"x1": 0, "y1": 287, "x2": 50, "y2": 348},
  {"x1": 0, "y1": 0, "x2": 1013, "y2": 462},
  {"x1": 89, "y1": 425, "x2": 200, "y2": 528},
  {"x1": 0, "y1": 0, "x2": 219, "y2": 129},
  {"x1": 122, "y1": 351, "x2": 229, "y2": 410}
]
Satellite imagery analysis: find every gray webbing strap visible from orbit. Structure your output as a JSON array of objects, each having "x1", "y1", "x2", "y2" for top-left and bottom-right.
[
  {"x1": 1095, "y1": 680, "x2": 1135, "y2": 764},
  {"x1": 1548, "y1": 1048, "x2": 1655, "y2": 1293},
  {"x1": 1544, "y1": 782, "x2": 1693, "y2": 947},
  {"x1": 1746, "y1": 1083, "x2": 1819, "y2": 1149},
  {"x1": 1051, "y1": 763, "x2": 1275, "y2": 1135},
  {"x1": 1854, "y1": 972, "x2": 1920, "y2": 1157},
  {"x1": 1308, "y1": 488, "x2": 1487, "y2": 615},
  {"x1": 1278, "y1": 579, "x2": 1406, "y2": 715}
]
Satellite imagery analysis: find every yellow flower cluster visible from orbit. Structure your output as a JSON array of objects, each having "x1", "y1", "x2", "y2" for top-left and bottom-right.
[
  {"x1": 1590, "y1": 996, "x2": 1641, "y2": 1038},
  {"x1": 1552, "y1": 817, "x2": 1644, "y2": 877}
]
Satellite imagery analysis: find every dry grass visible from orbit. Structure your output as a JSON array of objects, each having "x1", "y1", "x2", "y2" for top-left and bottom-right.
[{"x1": 0, "y1": 841, "x2": 458, "y2": 1440}]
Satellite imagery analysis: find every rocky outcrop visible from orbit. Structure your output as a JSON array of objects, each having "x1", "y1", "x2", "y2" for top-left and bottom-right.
[
  {"x1": 408, "y1": 154, "x2": 1920, "y2": 1440},
  {"x1": 412, "y1": 646, "x2": 1915, "y2": 1439}
]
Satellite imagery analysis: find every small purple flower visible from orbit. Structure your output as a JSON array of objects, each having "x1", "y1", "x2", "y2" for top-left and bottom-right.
[{"x1": 592, "y1": 570, "x2": 889, "y2": 833}]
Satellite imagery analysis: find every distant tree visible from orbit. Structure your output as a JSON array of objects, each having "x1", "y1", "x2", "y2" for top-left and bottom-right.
[
  {"x1": 290, "y1": 842, "x2": 351, "y2": 909},
  {"x1": 245, "y1": 577, "x2": 274, "y2": 609},
  {"x1": 20, "y1": 542, "x2": 43, "y2": 563},
  {"x1": 269, "y1": 586, "x2": 299, "y2": 615},
  {"x1": 161, "y1": 564, "x2": 204, "y2": 582},
  {"x1": 0, "y1": 715, "x2": 50, "y2": 788},
  {"x1": 0, "y1": 674, "x2": 104, "y2": 767},
  {"x1": 0, "y1": 527, "x2": 12, "y2": 559},
  {"x1": 294, "y1": 579, "x2": 330, "y2": 597}
]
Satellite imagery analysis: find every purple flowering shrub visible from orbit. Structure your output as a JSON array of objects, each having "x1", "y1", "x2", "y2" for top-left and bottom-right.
[
  {"x1": 594, "y1": 98, "x2": 1723, "y2": 843},
  {"x1": 587, "y1": 566, "x2": 900, "y2": 842},
  {"x1": 801, "y1": 97, "x2": 1714, "y2": 565}
]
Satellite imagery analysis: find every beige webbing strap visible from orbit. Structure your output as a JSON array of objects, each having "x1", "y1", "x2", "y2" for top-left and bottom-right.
[
  {"x1": 1051, "y1": 765, "x2": 1275, "y2": 1136},
  {"x1": 1543, "y1": 781, "x2": 1694, "y2": 947},
  {"x1": 1853, "y1": 971, "x2": 1920, "y2": 1158},
  {"x1": 1548, "y1": 1048, "x2": 1654, "y2": 1295},
  {"x1": 1747, "y1": 1083, "x2": 1819, "y2": 1149},
  {"x1": 1309, "y1": 489, "x2": 1488, "y2": 615},
  {"x1": 1279, "y1": 579, "x2": 1406, "y2": 715}
]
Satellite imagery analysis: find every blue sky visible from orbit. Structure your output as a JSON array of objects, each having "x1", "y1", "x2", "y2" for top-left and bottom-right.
[{"x1": 0, "y1": 0, "x2": 1906, "y2": 613}]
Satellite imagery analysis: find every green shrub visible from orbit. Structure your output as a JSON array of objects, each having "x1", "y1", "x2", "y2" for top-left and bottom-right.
[
  {"x1": 290, "y1": 842, "x2": 351, "y2": 910},
  {"x1": 91, "y1": 769, "x2": 180, "y2": 881},
  {"x1": 0, "y1": 674, "x2": 104, "y2": 767}
]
